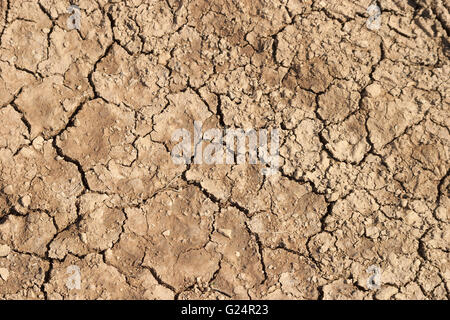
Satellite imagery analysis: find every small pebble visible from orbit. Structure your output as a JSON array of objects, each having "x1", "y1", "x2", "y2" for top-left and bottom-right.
[
  {"x1": 401, "y1": 199, "x2": 408, "y2": 207},
  {"x1": 3, "y1": 185, "x2": 14, "y2": 195},
  {"x1": 0, "y1": 268, "x2": 9, "y2": 281},
  {"x1": 0, "y1": 244, "x2": 10, "y2": 257},
  {"x1": 20, "y1": 195, "x2": 31, "y2": 208},
  {"x1": 218, "y1": 228, "x2": 232, "y2": 239},
  {"x1": 32, "y1": 136, "x2": 44, "y2": 150}
]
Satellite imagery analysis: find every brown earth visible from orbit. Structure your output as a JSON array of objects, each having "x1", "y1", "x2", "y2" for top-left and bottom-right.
[{"x1": 0, "y1": 0, "x2": 449, "y2": 300}]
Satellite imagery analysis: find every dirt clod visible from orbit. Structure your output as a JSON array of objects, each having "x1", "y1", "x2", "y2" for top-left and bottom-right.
[{"x1": 0, "y1": 0, "x2": 448, "y2": 300}]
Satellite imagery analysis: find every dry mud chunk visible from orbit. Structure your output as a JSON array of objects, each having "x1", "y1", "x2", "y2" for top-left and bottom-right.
[
  {"x1": 209, "y1": 44, "x2": 278, "y2": 91},
  {"x1": 378, "y1": 0, "x2": 416, "y2": 15},
  {"x1": 0, "y1": 193, "x2": 8, "y2": 218},
  {"x1": 37, "y1": 7, "x2": 113, "y2": 77},
  {"x1": 435, "y1": 187, "x2": 449, "y2": 222},
  {"x1": 0, "y1": 244, "x2": 10, "y2": 257},
  {"x1": 0, "y1": 61, "x2": 36, "y2": 106},
  {"x1": 0, "y1": 251, "x2": 49, "y2": 299},
  {"x1": 395, "y1": 282, "x2": 427, "y2": 300},
  {"x1": 0, "y1": 106, "x2": 29, "y2": 153},
  {"x1": 227, "y1": 165, "x2": 271, "y2": 212},
  {"x1": 78, "y1": 198, "x2": 125, "y2": 254},
  {"x1": 45, "y1": 254, "x2": 135, "y2": 300},
  {"x1": 371, "y1": 59, "x2": 448, "y2": 94},
  {"x1": 249, "y1": 248, "x2": 320, "y2": 299},
  {"x1": 0, "y1": 140, "x2": 82, "y2": 229},
  {"x1": 210, "y1": 207, "x2": 265, "y2": 297},
  {"x1": 57, "y1": 99, "x2": 136, "y2": 168},
  {"x1": 316, "y1": 154, "x2": 391, "y2": 202},
  {"x1": 187, "y1": 0, "x2": 290, "y2": 48},
  {"x1": 0, "y1": 1, "x2": 51, "y2": 72},
  {"x1": 49, "y1": 193, "x2": 125, "y2": 259},
  {"x1": 92, "y1": 44, "x2": 169, "y2": 111},
  {"x1": 280, "y1": 118, "x2": 325, "y2": 178},
  {"x1": 151, "y1": 89, "x2": 214, "y2": 147},
  {"x1": 0, "y1": 211, "x2": 56, "y2": 256},
  {"x1": 126, "y1": 268, "x2": 175, "y2": 300},
  {"x1": 320, "y1": 190, "x2": 423, "y2": 286},
  {"x1": 101, "y1": 232, "x2": 176, "y2": 299},
  {"x1": 421, "y1": 226, "x2": 450, "y2": 261},
  {"x1": 322, "y1": 279, "x2": 368, "y2": 300},
  {"x1": 318, "y1": 81, "x2": 361, "y2": 123},
  {"x1": 312, "y1": 0, "x2": 372, "y2": 20},
  {"x1": 381, "y1": 119, "x2": 449, "y2": 201},
  {"x1": 107, "y1": 0, "x2": 184, "y2": 55},
  {"x1": 102, "y1": 231, "x2": 178, "y2": 299},
  {"x1": 381, "y1": 12, "x2": 441, "y2": 66},
  {"x1": 106, "y1": 185, "x2": 220, "y2": 292},
  {"x1": 418, "y1": 263, "x2": 447, "y2": 299},
  {"x1": 317, "y1": 81, "x2": 361, "y2": 124},
  {"x1": 278, "y1": 88, "x2": 316, "y2": 130},
  {"x1": 185, "y1": 165, "x2": 235, "y2": 202},
  {"x1": 279, "y1": 13, "x2": 381, "y2": 91},
  {"x1": 87, "y1": 135, "x2": 184, "y2": 202},
  {"x1": 36, "y1": 27, "x2": 82, "y2": 77},
  {"x1": 166, "y1": 26, "x2": 214, "y2": 89},
  {"x1": 57, "y1": 98, "x2": 183, "y2": 202},
  {"x1": 15, "y1": 75, "x2": 92, "y2": 139},
  {"x1": 375, "y1": 285, "x2": 399, "y2": 300},
  {"x1": 139, "y1": 190, "x2": 220, "y2": 291},
  {"x1": 366, "y1": 86, "x2": 439, "y2": 151},
  {"x1": 186, "y1": 164, "x2": 274, "y2": 209},
  {"x1": 186, "y1": 165, "x2": 284, "y2": 215},
  {"x1": 322, "y1": 112, "x2": 370, "y2": 163},
  {"x1": 104, "y1": 232, "x2": 146, "y2": 272},
  {"x1": 218, "y1": 92, "x2": 278, "y2": 129},
  {"x1": 247, "y1": 176, "x2": 327, "y2": 254}
]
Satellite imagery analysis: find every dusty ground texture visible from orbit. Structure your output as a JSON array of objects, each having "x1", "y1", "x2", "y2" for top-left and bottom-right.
[{"x1": 0, "y1": 0, "x2": 449, "y2": 300}]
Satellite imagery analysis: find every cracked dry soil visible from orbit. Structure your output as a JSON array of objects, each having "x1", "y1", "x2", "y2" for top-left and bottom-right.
[{"x1": 0, "y1": 0, "x2": 449, "y2": 300}]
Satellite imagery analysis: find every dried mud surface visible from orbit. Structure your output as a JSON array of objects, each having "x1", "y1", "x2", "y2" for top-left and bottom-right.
[{"x1": 0, "y1": 0, "x2": 449, "y2": 300}]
